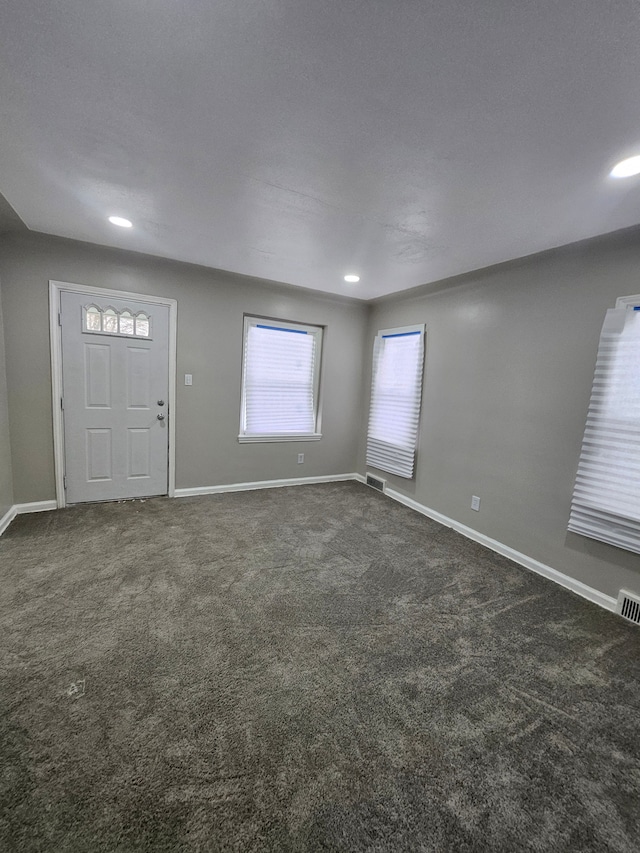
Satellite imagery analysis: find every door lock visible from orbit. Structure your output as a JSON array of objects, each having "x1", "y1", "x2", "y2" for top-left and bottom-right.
[{"x1": 157, "y1": 400, "x2": 165, "y2": 406}]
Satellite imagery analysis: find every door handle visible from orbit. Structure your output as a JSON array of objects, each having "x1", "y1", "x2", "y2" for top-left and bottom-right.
[{"x1": 157, "y1": 413, "x2": 165, "y2": 421}]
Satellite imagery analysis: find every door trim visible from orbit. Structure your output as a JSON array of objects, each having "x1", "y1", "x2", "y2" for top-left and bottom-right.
[{"x1": 49, "y1": 280, "x2": 178, "y2": 508}]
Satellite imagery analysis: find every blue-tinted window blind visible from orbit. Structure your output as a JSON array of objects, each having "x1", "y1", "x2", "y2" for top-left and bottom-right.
[
  {"x1": 242, "y1": 322, "x2": 319, "y2": 435},
  {"x1": 366, "y1": 326, "x2": 425, "y2": 478}
]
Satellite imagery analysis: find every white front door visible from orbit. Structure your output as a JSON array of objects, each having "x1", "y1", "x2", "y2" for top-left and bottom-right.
[{"x1": 60, "y1": 290, "x2": 170, "y2": 504}]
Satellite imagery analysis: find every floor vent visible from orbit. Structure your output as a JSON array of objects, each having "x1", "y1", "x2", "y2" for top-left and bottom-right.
[
  {"x1": 366, "y1": 473, "x2": 386, "y2": 493},
  {"x1": 616, "y1": 590, "x2": 640, "y2": 626}
]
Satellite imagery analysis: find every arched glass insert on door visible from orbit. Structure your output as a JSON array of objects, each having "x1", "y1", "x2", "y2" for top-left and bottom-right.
[
  {"x1": 83, "y1": 305, "x2": 152, "y2": 339},
  {"x1": 119, "y1": 310, "x2": 134, "y2": 335},
  {"x1": 85, "y1": 305, "x2": 101, "y2": 331},
  {"x1": 135, "y1": 312, "x2": 150, "y2": 337},
  {"x1": 103, "y1": 307, "x2": 118, "y2": 333}
]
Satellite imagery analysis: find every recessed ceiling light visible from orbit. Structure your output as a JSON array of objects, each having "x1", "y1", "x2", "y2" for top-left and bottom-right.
[
  {"x1": 344, "y1": 274, "x2": 360, "y2": 283},
  {"x1": 610, "y1": 156, "x2": 640, "y2": 178},
  {"x1": 108, "y1": 215, "x2": 133, "y2": 228}
]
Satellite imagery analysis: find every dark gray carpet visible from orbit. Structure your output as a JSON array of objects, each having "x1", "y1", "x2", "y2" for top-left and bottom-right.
[{"x1": 1, "y1": 481, "x2": 639, "y2": 852}]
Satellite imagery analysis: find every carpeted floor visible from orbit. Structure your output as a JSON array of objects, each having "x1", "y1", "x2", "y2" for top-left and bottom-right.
[{"x1": 1, "y1": 481, "x2": 639, "y2": 852}]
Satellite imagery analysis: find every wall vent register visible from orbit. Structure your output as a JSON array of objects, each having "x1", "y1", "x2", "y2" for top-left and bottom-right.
[
  {"x1": 366, "y1": 473, "x2": 386, "y2": 492},
  {"x1": 83, "y1": 304, "x2": 151, "y2": 339},
  {"x1": 617, "y1": 590, "x2": 640, "y2": 626}
]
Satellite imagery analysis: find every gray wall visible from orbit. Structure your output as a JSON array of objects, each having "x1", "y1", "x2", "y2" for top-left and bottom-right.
[
  {"x1": 0, "y1": 271, "x2": 14, "y2": 517},
  {"x1": 361, "y1": 229, "x2": 640, "y2": 600},
  {"x1": 0, "y1": 232, "x2": 368, "y2": 503},
  {"x1": 3, "y1": 226, "x2": 639, "y2": 603}
]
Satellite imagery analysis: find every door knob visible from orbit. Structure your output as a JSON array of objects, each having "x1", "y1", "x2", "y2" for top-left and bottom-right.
[
  {"x1": 157, "y1": 413, "x2": 165, "y2": 421},
  {"x1": 157, "y1": 400, "x2": 165, "y2": 406}
]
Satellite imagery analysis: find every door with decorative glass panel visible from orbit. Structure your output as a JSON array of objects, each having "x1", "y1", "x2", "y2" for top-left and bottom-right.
[{"x1": 60, "y1": 291, "x2": 170, "y2": 503}]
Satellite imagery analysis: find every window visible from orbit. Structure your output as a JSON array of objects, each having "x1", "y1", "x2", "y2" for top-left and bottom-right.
[
  {"x1": 239, "y1": 316, "x2": 323, "y2": 442},
  {"x1": 86, "y1": 305, "x2": 101, "y2": 331},
  {"x1": 83, "y1": 304, "x2": 151, "y2": 339},
  {"x1": 366, "y1": 324, "x2": 425, "y2": 478},
  {"x1": 568, "y1": 298, "x2": 640, "y2": 554},
  {"x1": 118, "y1": 310, "x2": 135, "y2": 335},
  {"x1": 103, "y1": 307, "x2": 118, "y2": 333}
]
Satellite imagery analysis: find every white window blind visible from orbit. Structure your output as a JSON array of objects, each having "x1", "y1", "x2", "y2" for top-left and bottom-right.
[
  {"x1": 568, "y1": 305, "x2": 640, "y2": 554},
  {"x1": 366, "y1": 324, "x2": 425, "y2": 479},
  {"x1": 239, "y1": 317, "x2": 323, "y2": 442}
]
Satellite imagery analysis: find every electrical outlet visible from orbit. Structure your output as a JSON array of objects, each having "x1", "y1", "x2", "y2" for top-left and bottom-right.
[
  {"x1": 471, "y1": 495, "x2": 480, "y2": 511},
  {"x1": 297, "y1": 453, "x2": 304, "y2": 464},
  {"x1": 184, "y1": 374, "x2": 193, "y2": 386}
]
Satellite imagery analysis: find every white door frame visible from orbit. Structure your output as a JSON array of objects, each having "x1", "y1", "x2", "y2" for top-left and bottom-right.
[{"x1": 49, "y1": 280, "x2": 178, "y2": 508}]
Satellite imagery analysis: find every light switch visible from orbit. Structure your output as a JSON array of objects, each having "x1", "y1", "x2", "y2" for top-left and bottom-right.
[{"x1": 185, "y1": 374, "x2": 193, "y2": 386}]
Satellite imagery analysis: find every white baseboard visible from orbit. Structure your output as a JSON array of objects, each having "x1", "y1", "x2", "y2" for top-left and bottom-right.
[
  {"x1": 0, "y1": 499, "x2": 57, "y2": 538},
  {"x1": 14, "y1": 500, "x2": 58, "y2": 515},
  {"x1": 384, "y1": 487, "x2": 617, "y2": 613},
  {"x1": 0, "y1": 505, "x2": 17, "y2": 536},
  {"x1": 175, "y1": 472, "x2": 364, "y2": 499}
]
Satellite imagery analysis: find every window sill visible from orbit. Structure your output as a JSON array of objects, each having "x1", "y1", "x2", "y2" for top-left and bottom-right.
[{"x1": 238, "y1": 433, "x2": 322, "y2": 444}]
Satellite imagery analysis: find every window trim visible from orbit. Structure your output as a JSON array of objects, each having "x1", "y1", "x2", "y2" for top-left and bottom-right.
[
  {"x1": 615, "y1": 293, "x2": 640, "y2": 309},
  {"x1": 378, "y1": 322, "x2": 425, "y2": 339},
  {"x1": 238, "y1": 315, "x2": 324, "y2": 443}
]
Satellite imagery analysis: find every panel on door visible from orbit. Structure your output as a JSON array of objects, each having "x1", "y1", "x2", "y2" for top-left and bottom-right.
[
  {"x1": 128, "y1": 428, "x2": 151, "y2": 478},
  {"x1": 85, "y1": 344, "x2": 111, "y2": 408},
  {"x1": 86, "y1": 429, "x2": 112, "y2": 481},
  {"x1": 61, "y1": 292, "x2": 170, "y2": 503},
  {"x1": 128, "y1": 347, "x2": 151, "y2": 409}
]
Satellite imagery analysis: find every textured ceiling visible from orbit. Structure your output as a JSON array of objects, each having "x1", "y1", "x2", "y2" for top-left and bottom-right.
[{"x1": 2, "y1": 1, "x2": 640, "y2": 299}]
